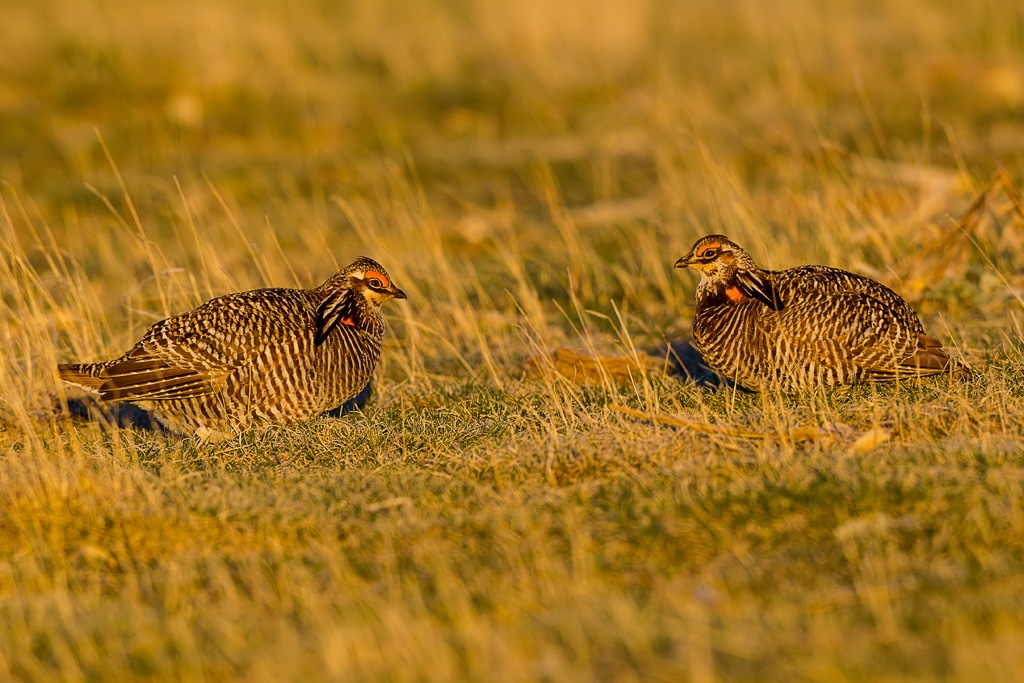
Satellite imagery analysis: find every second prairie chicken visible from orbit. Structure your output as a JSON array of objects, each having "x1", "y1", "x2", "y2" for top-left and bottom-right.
[
  {"x1": 58, "y1": 257, "x2": 406, "y2": 440},
  {"x1": 673, "y1": 235, "x2": 969, "y2": 392}
]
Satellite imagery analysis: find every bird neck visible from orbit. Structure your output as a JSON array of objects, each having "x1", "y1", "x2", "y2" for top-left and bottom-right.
[
  {"x1": 695, "y1": 268, "x2": 756, "y2": 311},
  {"x1": 318, "y1": 272, "x2": 350, "y2": 293},
  {"x1": 696, "y1": 269, "x2": 735, "y2": 301},
  {"x1": 320, "y1": 287, "x2": 385, "y2": 338}
]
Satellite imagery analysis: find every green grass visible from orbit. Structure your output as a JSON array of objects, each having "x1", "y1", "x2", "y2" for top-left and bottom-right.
[{"x1": 3, "y1": 0, "x2": 1024, "y2": 679}]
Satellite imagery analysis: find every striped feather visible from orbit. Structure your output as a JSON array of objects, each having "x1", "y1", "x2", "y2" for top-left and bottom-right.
[
  {"x1": 57, "y1": 257, "x2": 401, "y2": 436},
  {"x1": 57, "y1": 364, "x2": 106, "y2": 393},
  {"x1": 679, "y1": 235, "x2": 971, "y2": 392}
]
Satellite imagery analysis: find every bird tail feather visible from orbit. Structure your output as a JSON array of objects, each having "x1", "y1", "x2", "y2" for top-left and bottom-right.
[{"x1": 57, "y1": 364, "x2": 106, "y2": 394}]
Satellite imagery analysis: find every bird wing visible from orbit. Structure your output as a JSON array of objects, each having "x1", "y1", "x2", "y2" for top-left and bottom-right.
[
  {"x1": 96, "y1": 343, "x2": 225, "y2": 401},
  {"x1": 58, "y1": 352, "x2": 217, "y2": 400},
  {"x1": 786, "y1": 266, "x2": 925, "y2": 335},
  {"x1": 775, "y1": 290, "x2": 948, "y2": 380},
  {"x1": 95, "y1": 290, "x2": 295, "y2": 402}
]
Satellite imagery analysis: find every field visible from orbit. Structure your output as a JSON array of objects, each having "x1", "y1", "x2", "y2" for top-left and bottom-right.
[{"x1": 3, "y1": 0, "x2": 1024, "y2": 679}]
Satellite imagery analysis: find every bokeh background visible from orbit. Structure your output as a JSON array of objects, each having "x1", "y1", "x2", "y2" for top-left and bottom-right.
[{"x1": 3, "y1": 0, "x2": 1024, "y2": 680}]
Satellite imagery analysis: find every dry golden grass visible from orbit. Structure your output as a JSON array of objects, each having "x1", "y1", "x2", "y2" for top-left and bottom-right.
[{"x1": 3, "y1": 0, "x2": 1024, "y2": 679}]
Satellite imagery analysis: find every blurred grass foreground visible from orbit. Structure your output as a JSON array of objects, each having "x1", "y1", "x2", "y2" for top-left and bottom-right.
[{"x1": 3, "y1": 0, "x2": 1024, "y2": 680}]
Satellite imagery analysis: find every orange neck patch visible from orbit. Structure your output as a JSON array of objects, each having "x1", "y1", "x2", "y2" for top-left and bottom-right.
[
  {"x1": 338, "y1": 316, "x2": 357, "y2": 327},
  {"x1": 364, "y1": 270, "x2": 390, "y2": 288},
  {"x1": 725, "y1": 286, "x2": 744, "y2": 302}
]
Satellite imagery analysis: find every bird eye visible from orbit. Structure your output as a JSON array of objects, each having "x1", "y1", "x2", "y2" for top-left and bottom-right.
[
  {"x1": 702, "y1": 248, "x2": 718, "y2": 259},
  {"x1": 368, "y1": 278, "x2": 383, "y2": 288}
]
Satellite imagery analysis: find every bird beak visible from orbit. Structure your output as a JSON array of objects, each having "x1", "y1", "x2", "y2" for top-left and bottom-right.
[
  {"x1": 674, "y1": 251, "x2": 694, "y2": 269},
  {"x1": 390, "y1": 286, "x2": 408, "y2": 300}
]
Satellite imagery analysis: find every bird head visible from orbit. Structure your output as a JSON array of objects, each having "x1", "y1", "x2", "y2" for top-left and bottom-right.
[
  {"x1": 342, "y1": 257, "x2": 407, "y2": 307},
  {"x1": 673, "y1": 235, "x2": 757, "y2": 283},
  {"x1": 314, "y1": 257, "x2": 406, "y2": 345},
  {"x1": 673, "y1": 235, "x2": 780, "y2": 310}
]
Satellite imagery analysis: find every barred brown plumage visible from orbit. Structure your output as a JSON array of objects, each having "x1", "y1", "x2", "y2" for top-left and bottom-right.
[
  {"x1": 58, "y1": 257, "x2": 406, "y2": 440},
  {"x1": 673, "y1": 235, "x2": 971, "y2": 392}
]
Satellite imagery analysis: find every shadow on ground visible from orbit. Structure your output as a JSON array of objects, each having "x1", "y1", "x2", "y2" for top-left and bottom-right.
[
  {"x1": 57, "y1": 380, "x2": 376, "y2": 433},
  {"x1": 660, "y1": 340, "x2": 749, "y2": 392},
  {"x1": 523, "y1": 339, "x2": 744, "y2": 391},
  {"x1": 661, "y1": 341, "x2": 721, "y2": 388},
  {"x1": 54, "y1": 339, "x2": 739, "y2": 434}
]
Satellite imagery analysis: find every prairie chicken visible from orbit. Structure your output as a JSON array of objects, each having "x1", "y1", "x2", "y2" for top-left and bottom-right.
[
  {"x1": 58, "y1": 257, "x2": 406, "y2": 440},
  {"x1": 673, "y1": 235, "x2": 970, "y2": 392}
]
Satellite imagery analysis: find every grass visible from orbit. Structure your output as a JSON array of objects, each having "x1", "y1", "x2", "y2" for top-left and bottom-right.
[{"x1": 2, "y1": 0, "x2": 1024, "y2": 679}]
